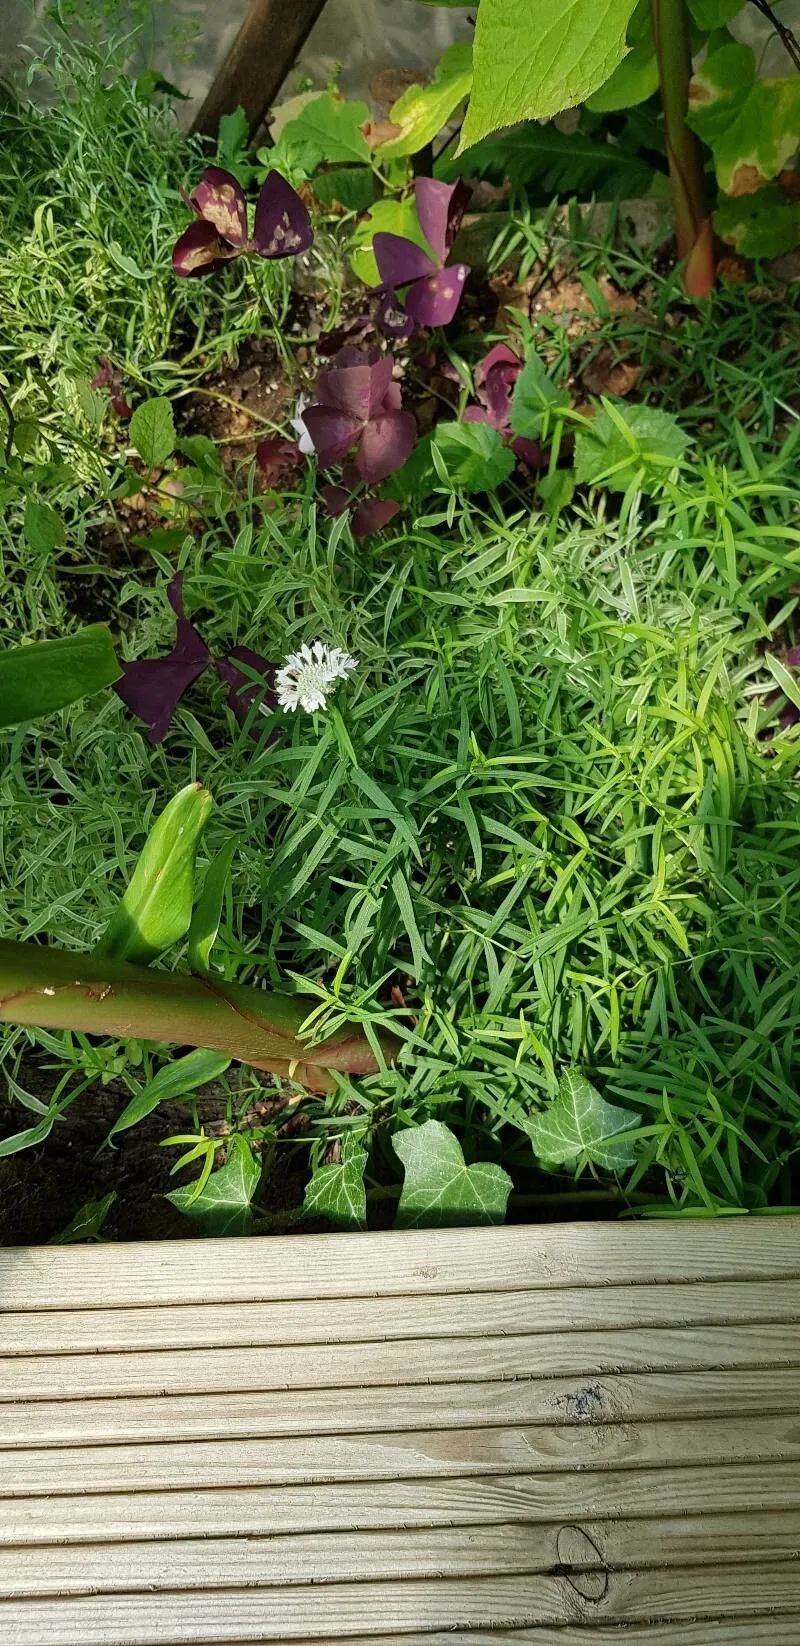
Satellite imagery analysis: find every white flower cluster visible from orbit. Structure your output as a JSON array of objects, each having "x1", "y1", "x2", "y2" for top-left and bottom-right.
[{"x1": 275, "y1": 640, "x2": 357, "y2": 714}]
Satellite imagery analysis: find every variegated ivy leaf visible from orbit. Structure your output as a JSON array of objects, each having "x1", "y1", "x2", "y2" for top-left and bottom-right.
[
  {"x1": 303, "y1": 1133, "x2": 368, "y2": 1230},
  {"x1": 688, "y1": 41, "x2": 800, "y2": 197},
  {"x1": 393, "y1": 1120, "x2": 512, "y2": 1228},
  {"x1": 714, "y1": 183, "x2": 800, "y2": 259},
  {"x1": 524, "y1": 1069, "x2": 640, "y2": 1172}
]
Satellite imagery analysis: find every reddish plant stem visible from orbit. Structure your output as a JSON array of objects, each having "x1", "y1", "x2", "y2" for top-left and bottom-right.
[
  {"x1": 651, "y1": 0, "x2": 708, "y2": 263},
  {"x1": 0, "y1": 940, "x2": 398, "y2": 1094}
]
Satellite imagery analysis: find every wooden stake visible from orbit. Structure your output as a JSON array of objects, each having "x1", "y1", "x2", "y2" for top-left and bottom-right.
[{"x1": 191, "y1": 0, "x2": 330, "y2": 141}]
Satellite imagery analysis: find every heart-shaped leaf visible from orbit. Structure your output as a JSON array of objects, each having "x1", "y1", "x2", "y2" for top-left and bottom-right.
[
  {"x1": 167, "y1": 1134, "x2": 261, "y2": 1236},
  {"x1": 303, "y1": 1132, "x2": 368, "y2": 1229},
  {"x1": 524, "y1": 1068, "x2": 640, "y2": 1171},
  {"x1": 129, "y1": 396, "x2": 176, "y2": 469},
  {"x1": 393, "y1": 1120, "x2": 512, "y2": 1228}
]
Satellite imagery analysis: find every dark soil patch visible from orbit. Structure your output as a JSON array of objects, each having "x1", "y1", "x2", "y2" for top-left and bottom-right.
[{"x1": 0, "y1": 1062, "x2": 308, "y2": 1245}]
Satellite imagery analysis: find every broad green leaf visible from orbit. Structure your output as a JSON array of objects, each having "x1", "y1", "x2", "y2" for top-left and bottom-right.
[
  {"x1": 167, "y1": 1134, "x2": 261, "y2": 1235},
  {"x1": 524, "y1": 1068, "x2": 640, "y2": 1171},
  {"x1": 538, "y1": 468, "x2": 575, "y2": 514},
  {"x1": 51, "y1": 1193, "x2": 116, "y2": 1243},
  {"x1": 393, "y1": 1120, "x2": 512, "y2": 1228},
  {"x1": 688, "y1": 42, "x2": 800, "y2": 195},
  {"x1": 24, "y1": 497, "x2": 65, "y2": 553},
  {"x1": 714, "y1": 183, "x2": 800, "y2": 258},
  {"x1": 350, "y1": 196, "x2": 432, "y2": 287},
  {"x1": 129, "y1": 396, "x2": 176, "y2": 469},
  {"x1": 460, "y1": 0, "x2": 638, "y2": 149},
  {"x1": 0, "y1": 626, "x2": 121, "y2": 729},
  {"x1": 686, "y1": 0, "x2": 740, "y2": 26},
  {"x1": 97, "y1": 782, "x2": 212, "y2": 966},
  {"x1": 188, "y1": 839, "x2": 237, "y2": 974},
  {"x1": 586, "y1": 0, "x2": 658, "y2": 113},
  {"x1": 313, "y1": 168, "x2": 374, "y2": 213},
  {"x1": 432, "y1": 421, "x2": 516, "y2": 491},
  {"x1": 510, "y1": 353, "x2": 570, "y2": 439},
  {"x1": 279, "y1": 90, "x2": 371, "y2": 171},
  {"x1": 303, "y1": 1133, "x2": 368, "y2": 1229},
  {"x1": 384, "y1": 432, "x2": 437, "y2": 501},
  {"x1": 377, "y1": 43, "x2": 473, "y2": 160},
  {"x1": 574, "y1": 402, "x2": 689, "y2": 493},
  {"x1": 109, "y1": 1048, "x2": 232, "y2": 1141}
]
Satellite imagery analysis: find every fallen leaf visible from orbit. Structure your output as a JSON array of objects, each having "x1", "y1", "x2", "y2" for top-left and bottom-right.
[{"x1": 581, "y1": 348, "x2": 641, "y2": 397}]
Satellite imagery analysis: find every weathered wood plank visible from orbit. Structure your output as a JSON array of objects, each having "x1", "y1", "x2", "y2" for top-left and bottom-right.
[
  {"x1": 2, "y1": 1565, "x2": 799, "y2": 1641},
  {"x1": 2, "y1": 1322, "x2": 797, "y2": 1403},
  {"x1": 2, "y1": 1465, "x2": 797, "y2": 1544},
  {"x1": 3, "y1": 1366, "x2": 797, "y2": 1448},
  {"x1": 3, "y1": 1222, "x2": 800, "y2": 1309},
  {"x1": 3, "y1": 1417, "x2": 799, "y2": 1494},
  {"x1": 4, "y1": 1278, "x2": 799, "y2": 1354},
  {"x1": 2, "y1": 1512, "x2": 799, "y2": 1596}
]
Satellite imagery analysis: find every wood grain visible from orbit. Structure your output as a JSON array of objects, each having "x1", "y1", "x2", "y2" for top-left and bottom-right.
[
  {"x1": 3, "y1": 1366, "x2": 797, "y2": 1448},
  {"x1": 1, "y1": 1219, "x2": 799, "y2": 1643},
  {"x1": 4, "y1": 1278, "x2": 800, "y2": 1354},
  {"x1": 3, "y1": 1222, "x2": 800, "y2": 1309}
]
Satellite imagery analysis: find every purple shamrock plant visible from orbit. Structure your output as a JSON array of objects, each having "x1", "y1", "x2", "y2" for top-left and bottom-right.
[
  {"x1": 114, "y1": 576, "x2": 275, "y2": 745},
  {"x1": 321, "y1": 476, "x2": 400, "y2": 541},
  {"x1": 464, "y1": 343, "x2": 545, "y2": 470},
  {"x1": 91, "y1": 357, "x2": 132, "y2": 420},
  {"x1": 301, "y1": 346, "x2": 416, "y2": 485},
  {"x1": 373, "y1": 178, "x2": 471, "y2": 340},
  {"x1": 173, "y1": 166, "x2": 312, "y2": 278}
]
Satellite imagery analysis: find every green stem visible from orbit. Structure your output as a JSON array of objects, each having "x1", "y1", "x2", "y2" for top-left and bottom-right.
[
  {"x1": 0, "y1": 940, "x2": 398, "y2": 1094},
  {"x1": 651, "y1": 0, "x2": 706, "y2": 261}
]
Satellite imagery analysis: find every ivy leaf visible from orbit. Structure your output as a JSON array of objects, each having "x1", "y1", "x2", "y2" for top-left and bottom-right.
[
  {"x1": 167, "y1": 1135, "x2": 261, "y2": 1236},
  {"x1": 460, "y1": 0, "x2": 638, "y2": 149},
  {"x1": 279, "y1": 90, "x2": 371, "y2": 170},
  {"x1": 393, "y1": 1120, "x2": 512, "y2": 1229},
  {"x1": 510, "y1": 353, "x2": 570, "y2": 439},
  {"x1": 129, "y1": 396, "x2": 176, "y2": 469},
  {"x1": 687, "y1": 41, "x2": 800, "y2": 196},
  {"x1": 574, "y1": 402, "x2": 689, "y2": 493},
  {"x1": 524, "y1": 1069, "x2": 640, "y2": 1172},
  {"x1": 303, "y1": 1133, "x2": 368, "y2": 1230},
  {"x1": 714, "y1": 183, "x2": 800, "y2": 258},
  {"x1": 24, "y1": 497, "x2": 65, "y2": 553},
  {"x1": 432, "y1": 421, "x2": 516, "y2": 491},
  {"x1": 377, "y1": 43, "x2": 473, "y2": 160},
  {"x1": 0, "y1": 626, "x2": 121, "y2": 729},
  {"x1": 50, "y1": 1192, "x2": 116, "y2": 1244},
  {"x1": 97, "y1": 782, "x2": 212, "y2": 966},
  {"x1": 108, "y1": 1048, "x2": 232, "y2": 1142}
]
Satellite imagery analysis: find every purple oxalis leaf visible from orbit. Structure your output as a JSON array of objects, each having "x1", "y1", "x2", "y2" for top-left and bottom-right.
[
  {"x1": 414, "y1": 177, "x2": 471, "y2": 262},
  {"x1": 356, "y1": 410, "x2": 416, "y2": 484},
  {"x1": 114, "y1": 576, "x2": 211, "y2": 744},
  {"x1": 375, "y1": 288, "x2": 417, "y2": 340},
  {"x1": 255, "y1": 437, "x2": 302, "y2": 486},
  {"x1": 373, "y1": 233, "x2": 437, "y2": 290},
  {"x1": 253, "y1": 171, "x2": 313, "y2": 258},
  {"x1": 352, "y1": 497, "x2": 400, "y2": 538},
  {"x1": 404, "y1": 264, "x2": 470, "y2": 328},
  {"x1": 320, "y1": 483, "x2": 352, "y2": 518},
  {"x1": 301, "y1": 405, "x2": 361, "y2": 467},
  {"x1": 173, "y1": 218, "x2": 238, "y2": 278},
  {"x1": 475, "y1": 343, "x2": 522, "y2": 429},
  {"x1": 190, "y1": 166, "x2": 248, "y2": 246}
]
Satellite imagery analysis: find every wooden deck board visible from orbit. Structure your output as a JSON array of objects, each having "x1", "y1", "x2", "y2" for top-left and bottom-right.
[{"x1": 1, "y1": 1222, "x2": 799, "y2": 1643}]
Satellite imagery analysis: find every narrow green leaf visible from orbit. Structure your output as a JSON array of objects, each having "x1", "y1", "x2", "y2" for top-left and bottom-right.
[
  {"x1": 188, "y1": 840, "x2": 237, "y2": 975},
  {"x1": 129, "y1": 396, "x2": 175, "y2": 469},
  {"x1": 50, "y1": 1193, "x2": 116, "y2": 1243},
  {"x1": 524, "y1": 1068, "x2": 640, "y2": 1171},
  {"x1": 303, "y1": 1133, "x2": 368, "y2": 1229},
  {"x1": 108, "y1": 1048, "x2": 232, "y2": 1141},
  {"x1": 167, "y1": 1134, "x2": 261, "y2": 1236},
  {"x1": 0, "y1": 626, "x2": 121, "y2": 729},
  {"x1": 393, "y1": 1120, "x2": 512, "y2": 1228},
  {"x1": 97, "y1": 782, "x2": 213, "y2": 966},
  {"x1": 765, "y1": 655, "x2": 800, "y2": 716}
]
